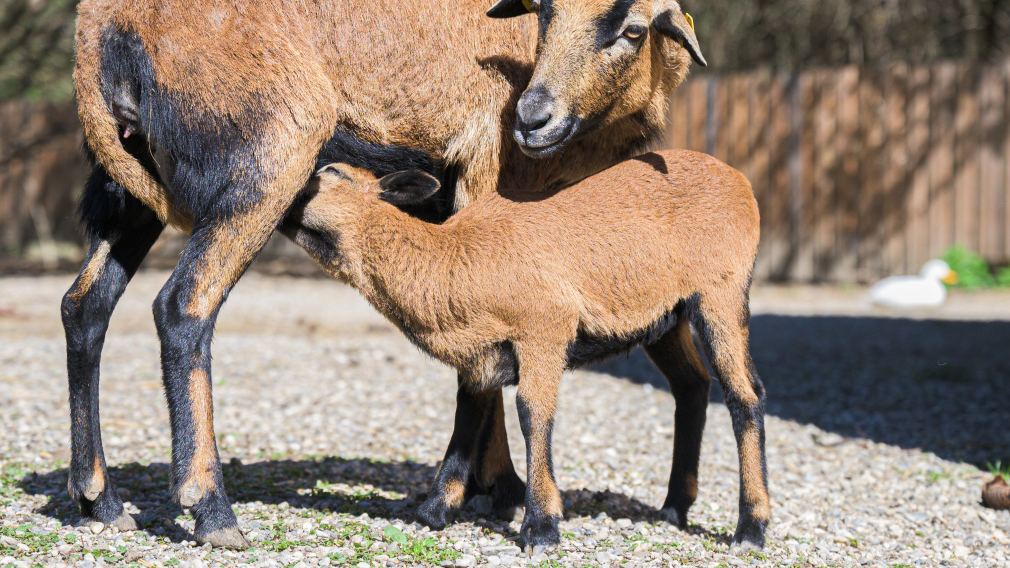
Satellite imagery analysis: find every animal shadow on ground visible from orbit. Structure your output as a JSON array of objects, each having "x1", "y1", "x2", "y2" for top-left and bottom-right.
[
  {"x1": 21, "y1": 458, "x2": 729, "y2": 545},
  {"x1": 593, "y1": 314, "x2": 1010, "y2": 468}
]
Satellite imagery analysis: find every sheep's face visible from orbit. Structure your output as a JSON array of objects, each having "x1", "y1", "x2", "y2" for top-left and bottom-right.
[{"x1": 489, "y1": 0, "x2": 706, "y2": 158}]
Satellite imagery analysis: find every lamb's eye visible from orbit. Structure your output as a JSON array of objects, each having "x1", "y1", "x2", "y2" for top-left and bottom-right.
[{"x1": 622, "y1": 25, "x2": 647, "y2": 41}]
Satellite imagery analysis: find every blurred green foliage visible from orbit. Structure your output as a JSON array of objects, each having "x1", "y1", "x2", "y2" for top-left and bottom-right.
[
  {"x1": 0, "y1": 0, "x2": 77, "y2": 101},
  {"x1": 942, "y1": 246, "x2": 1010, "y2": 289},
  {"x1": 2, "y1": 0, "x2": 1010, "y2": 102}
]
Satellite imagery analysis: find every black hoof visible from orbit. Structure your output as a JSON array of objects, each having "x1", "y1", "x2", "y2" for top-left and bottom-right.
[
  {"x1": 73, "y1": 488, "x2": 129, "y2": 528},
  {"x1": 196, "y1": 526, "x2": 250, "y2": 550},
  {"x1": 417, "y1": 497, "x2": 451, "y2": 530},
  {"x1": 519, "y1": 515, "x2": 560, "y2": 554},
  {"x1": 659, "y1": 504, "x2": 689, "y2": 529},
  {"x1": 732, "y1": 518, "x2": 767, "y2": 551},
  {"x1": 190, "y1": 490, "x2": 245, "y2": 549}
]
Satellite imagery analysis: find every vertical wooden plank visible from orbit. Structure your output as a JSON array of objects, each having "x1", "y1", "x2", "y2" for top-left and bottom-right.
[
  {"x1": 715, "y1": 74, "x2": 734, "y2": 163},
  {"x1": 1005, "y1": 60, "x2": 1010, "y2": 261},
  {"x1": 906, "y1": 65, "x2": 932, "y2": 271},
  {"x1": 812, "y1": 68, "x2": 839, "y2": 281},
  {"x1": 792, "y1": 71, "x2": 817, "y2": 281},
  {"x1": 858, "y1": 68, "x2": 888, "y2": 281},
  {"x1": 705, "y1": 77, "x2": 718, "y2": 156},
  {"x1": 929, "y1": 62, "x2": 957, "y2": 259},
  {"x1": 954, "y1": 64, "x2": 981, "y2": 254},
  {"x1": 750, "y1": 69, "x2": 773, "y2": 281},
  {"x1": 665, "y1": 85, "x2": 688, "y2": 149},
  {"x1": 767, "y1": 72, "x2": 791, "y2": 280},
  {"x1": 687, "y1": 78, "x2": 708, "y2": 153},
  {"x1": 884, "y1": 63, "x2": 910, "y2": 275},
  {"x1": 978, "y1": 65, "x2": 1006, "y2": 261},
  {"x1": 731, "y1": 72, "x2": 752, "y2": 178},
  {"x1": 832, "y1": 65, "x2": 861, "y2": 282}
]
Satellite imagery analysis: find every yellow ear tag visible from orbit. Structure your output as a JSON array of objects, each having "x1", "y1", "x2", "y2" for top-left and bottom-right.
[
  {"x1": 685, "y1": 12, "x2": 695, "y2": 32},
  {"x1": 522, "y1": 0, "x2": 535, "y2": 12}
]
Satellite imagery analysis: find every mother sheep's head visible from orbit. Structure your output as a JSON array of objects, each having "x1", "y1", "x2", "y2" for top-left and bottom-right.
[{"x1": 489, "y1": 0, "x2": 706, "y2": 158}]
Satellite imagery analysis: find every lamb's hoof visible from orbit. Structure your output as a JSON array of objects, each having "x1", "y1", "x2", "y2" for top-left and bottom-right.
[
  {"x1": 196, "y1": 526, "x2": 250, "y2": 550},
  {"x1": 729, "y1": 538, "x2": 763, "y2": 553},
  {"x1": 109, "y1": 510, "x2": 139, "y2": 532},
  {"x1": 659, "y1": 506, "x2": 687, "y2": 529},
  {"x1": 417, "y1": 497, "x2": 451, "y2": 530},
  {"x1": 519, "y1": 515, "x2": 560, "y2": 554}
]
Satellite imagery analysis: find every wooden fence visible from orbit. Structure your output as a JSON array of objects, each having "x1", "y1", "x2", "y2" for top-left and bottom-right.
[
  {"x1": 667, "y1": 60, "x2": 1010, "y2": 282},
  {"x1": 3, "y1": 59, "x2": 1009, "y2": 280}
]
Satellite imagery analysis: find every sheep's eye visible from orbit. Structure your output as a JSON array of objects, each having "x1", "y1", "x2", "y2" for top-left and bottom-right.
[{"x1": 622, "y1": 25, "x2": 647, "y2": 41}]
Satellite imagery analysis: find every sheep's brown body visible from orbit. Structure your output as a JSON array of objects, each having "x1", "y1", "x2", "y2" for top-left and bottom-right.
[
  {"x1": 76, "y1": 0, "x2": 694, "y2": 224},
  {"x1": 291, "y1": 150, "x2": 769, "y2": 550},
  {"x1": 67, "y1": 0, "x2": 704, "y2": 549}
]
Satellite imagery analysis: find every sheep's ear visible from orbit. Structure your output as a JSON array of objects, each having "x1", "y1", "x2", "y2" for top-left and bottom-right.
[
  {"x1": 487, "y1": 0, "x2": 533, "y2": 18},
  {"x1": 378, "y1": 170, "x2": 441, "y2": 205},
  {"x1": 652, "y1": 8, "x2": 708, "y2": 67}
]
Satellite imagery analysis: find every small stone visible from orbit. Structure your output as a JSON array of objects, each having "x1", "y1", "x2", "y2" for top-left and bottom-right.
[{"x1": 88, "y1": 522, "x2": 104, "y2": 535}]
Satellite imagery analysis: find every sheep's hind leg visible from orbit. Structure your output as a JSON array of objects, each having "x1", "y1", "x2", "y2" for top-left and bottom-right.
[
  {"x1": 644, "y1": 308, "x2": 711, "y2": 528},
  {"x1": 693, "y1": 290, "x2": 769, "y2": 550},
  {"x1": 470, "y1": 389, "x2": 525, "y2": 517},
  {"x1": 63, "y1": 168, "x2": 164, "y2": 532},
  {"x1": 418, "y1": 376, "x2": 524, "y2": 527}
]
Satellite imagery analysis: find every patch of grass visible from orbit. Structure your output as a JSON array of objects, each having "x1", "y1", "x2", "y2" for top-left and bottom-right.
[
  {"x1": 0, "y1": 463, "x2": 28, "y2": 506},
  {"x1": 0, "y1": 525, "x2": 61, "y2": 556},
  {"x1": 925, "y1": 470, "x2": 953, "y2": 484},
  {"x1": 624, "y1": 533, "x2": 648, "y2": 551},
  {"x1": 651, "y1": 540, "x2": 682, "y2": 553},
  {"x1": 987, "y1": 461, "x2": 1010, "y2": 483},
  {"x1": 264, "y1": 518, "x2": 458, "y2": 565}
]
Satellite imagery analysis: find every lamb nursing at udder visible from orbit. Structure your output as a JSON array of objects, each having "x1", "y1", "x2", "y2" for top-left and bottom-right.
[{"x1": 283, "y1": 149, "x2": 768, "y2": 552}]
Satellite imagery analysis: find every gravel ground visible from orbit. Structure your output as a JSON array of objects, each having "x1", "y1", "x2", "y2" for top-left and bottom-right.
[{"x1": 1, "y1": 272, "x2": 1009, "y2": 567}]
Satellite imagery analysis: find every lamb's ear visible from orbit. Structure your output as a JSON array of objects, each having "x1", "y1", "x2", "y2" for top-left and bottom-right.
[
  {"x1": 316, "y1": 163, "x2": 352, "y2": 180},
  {"x1": 487, "y1": 0, "x2": 534, "y2": 19},
  {"x1": 378, "y1": 170, "x2": 441, "y2": 205},
  {"x1": 652, "y1": 8, "x2": 708, "y2": 67}
]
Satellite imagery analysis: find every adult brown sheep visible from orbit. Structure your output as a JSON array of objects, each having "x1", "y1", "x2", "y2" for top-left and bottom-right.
[{"x1": 66, "y1": 0, "x2": 706, "y2": 549}]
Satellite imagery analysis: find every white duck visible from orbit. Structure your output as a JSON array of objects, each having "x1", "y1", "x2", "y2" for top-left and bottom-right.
[{"x1": 868, "y1": 260, "x2": 958, "y2": 309}]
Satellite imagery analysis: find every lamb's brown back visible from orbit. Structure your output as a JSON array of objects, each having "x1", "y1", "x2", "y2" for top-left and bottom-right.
[{"x1": 440, "y1": 150, "x2": 759, "y2": 338}]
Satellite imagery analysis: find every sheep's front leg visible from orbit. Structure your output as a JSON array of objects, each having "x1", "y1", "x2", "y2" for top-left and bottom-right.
[{"x1": 515, "y1": 349, "x2": 566, "y2": 554}]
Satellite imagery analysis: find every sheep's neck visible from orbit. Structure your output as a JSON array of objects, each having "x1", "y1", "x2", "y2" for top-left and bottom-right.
[
  {"x1": 343, "y1": 203, "x2": 453, "y2": 332},
  {"x1": 495, "y1": 105, "x2": 665, "y2": 196}
]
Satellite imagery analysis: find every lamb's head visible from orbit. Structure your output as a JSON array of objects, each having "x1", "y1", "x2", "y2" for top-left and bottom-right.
[
  {"x1": 285, "y1": 164, "x2": 441, "y2": 275},
  {"x1": 302, "y1": 164, "x2": 441, "y2": 229},
  {"x1": 490, "y1": 0, "x2": 706, "y2": 158}
]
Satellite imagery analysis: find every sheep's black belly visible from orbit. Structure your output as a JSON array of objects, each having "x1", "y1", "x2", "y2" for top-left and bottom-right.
[
  {"x1": 315, "y1": 126, "x2": 458, "y2": 223},
  {"x1": 565, "y1": 308, "x2": 679, "y2": 369}
]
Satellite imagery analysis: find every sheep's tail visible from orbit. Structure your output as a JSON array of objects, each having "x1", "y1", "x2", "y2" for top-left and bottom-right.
[{"x1": 74, "y1": 7, "x2": 177, "y2": 226}]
